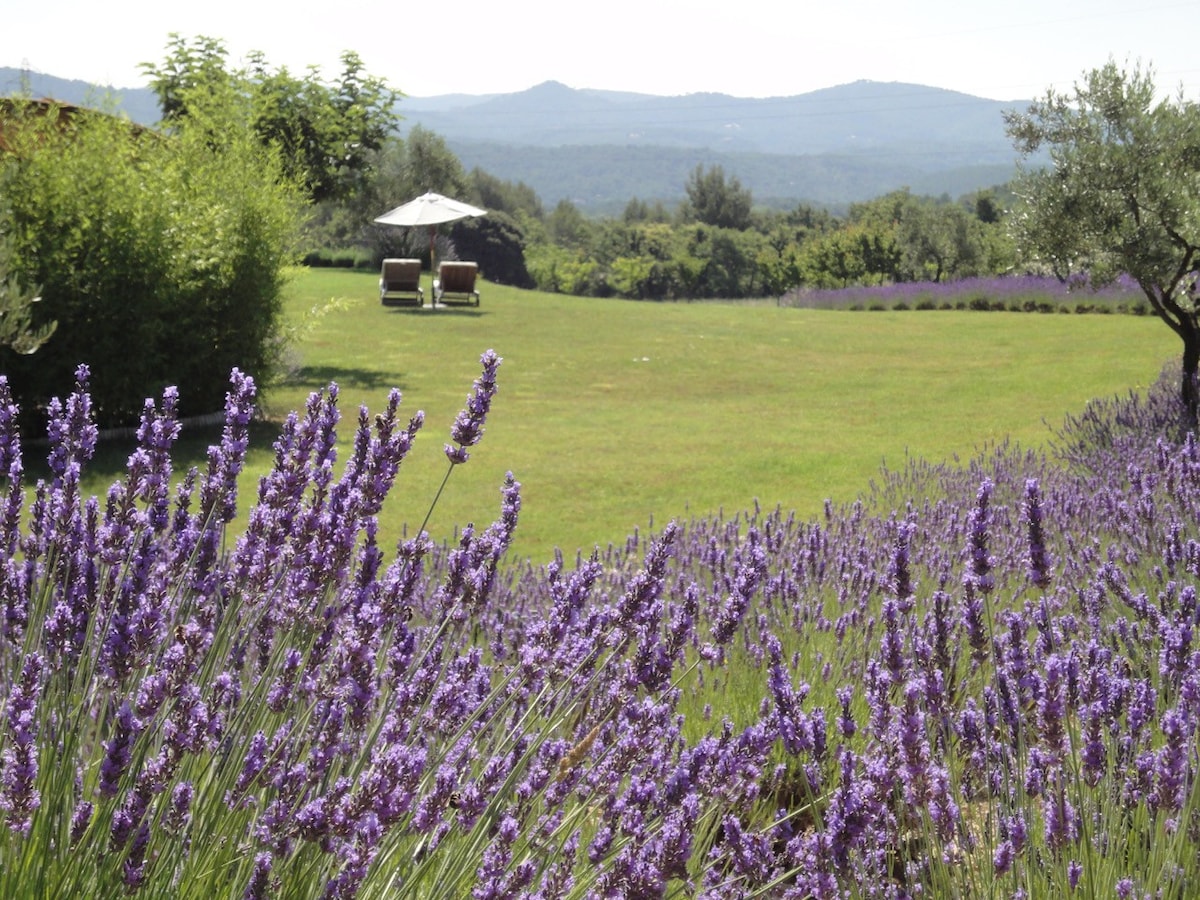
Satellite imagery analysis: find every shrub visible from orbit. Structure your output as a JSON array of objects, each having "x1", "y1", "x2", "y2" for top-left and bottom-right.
[
  {"x1": 303, "y1": 249, "x2": 365, "y2": 268},
  {"x1": 0, "y1": 202, "x2": 54, "y2": 355},
  {"x1": 0, "y1": 102, "x2": 303, "y2": 429},
  {"x1": 450, "y1": 212, "x2": 534, "y2": 288}
]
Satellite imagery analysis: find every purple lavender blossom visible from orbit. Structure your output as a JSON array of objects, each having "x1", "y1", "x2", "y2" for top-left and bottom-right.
[
  {"x1": 896, "y1": 679, "x2": 931, "y2": 811},
  {"x1": 472, "y1": 811, "x2": 524, "y2": 900},
  {"x1": 1068, "y1": 859, "x2": 1083, "y2": 890},
  {"x1": 836, "y1": 686, "x2": 857, "y2": 739},
  {"x1": 886, "y1": 518, "x2": 916, "y2": 609},
  {"x1": 99, "y1": 701, "x2": 142, "y2": 797},
  {"x1": 993, "y1": 839, "x2": 1014, "y2": 875},
  {"x1": 880, "y1": 598, "x2": 907, "y2": 683},
  {"x1": 961, "y1": 575, "x2": 988, "y2": 666},
  {"x1": 1023, "y1": 478, "x2": 1053, "y2": 589},
  {"x1": 1042, "y1": 785, "x2": 1080, "y2": 851},
  {"x1": 0, "y1": 376, "x2": 22, "y2": 477},
  {"x1": 45, "y1": 364, "x2": 99, "y2": 484},
  {"x1": 1037, "y1": 653, "x2": 1070, "y2": 759},
  {"x1": 126, "y1": 387, "x2": 182, "y2": 534},
  {"x1": 70, "y1": 800, "x2": 94, "y2": 847},
  {"x1": 712, "y1": 813, "x2": 777, "y2": 890},
  {"x1": 243, "y1": 852, "x2": 275, "y2": 900},
  {"x1": 1, "y1": 653, "x2": 43, "y2": 834},
  {"x1": 193, "y1": 369, "x2": 257, "y2": 589},
  {"x1": 444, "y1": 349, "x2": 501, "y2": 465},
  {"x1": 122, "y1": 820, "x2": 150, "y2": 889},
  {"x1": 766, "y1": 635, "x2": 814, "y2": 755},
  {"x1": 165, "y1": 781, "x2": 193, "y2": 835},
  {"x1": 1150, "y1": 707, "x2": 1191, "y2": 813},
  {"x1": 709, "y1": 528, "x2": 766, "y2": 647},
  {"x1": 966, "y1": 478, "x2": 995, "y2": 593}
]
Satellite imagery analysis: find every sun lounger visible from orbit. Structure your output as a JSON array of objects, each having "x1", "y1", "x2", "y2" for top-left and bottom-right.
[
  {"x1": 433, "y1": 261, "x2": 480, "y2": 306},
  {"x1": 379, "y1": 258, "x2": 424, "y2": 306}
]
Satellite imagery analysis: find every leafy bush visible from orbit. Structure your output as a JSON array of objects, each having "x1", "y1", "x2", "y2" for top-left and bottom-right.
[
  {"x1": 302, "y1": 248, "x2": 373, "y2": 269},
  {"x1": 0, "y1": 202, "x2": 54, "y2": 355},
  {"x1": 0, "y1": 102, "x2": 302, "y2": 429},
  {"x1": 781, "y1": 275, "x2": 1144, "y2": 314},
  {"x1": 450, "y1": 212, "x2": 534, "y2": 288}
]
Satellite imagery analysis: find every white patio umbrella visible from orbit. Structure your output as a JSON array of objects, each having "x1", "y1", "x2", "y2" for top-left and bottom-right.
[{"x1": 373, "y1": 191, "x2": 487, "y2": 270}]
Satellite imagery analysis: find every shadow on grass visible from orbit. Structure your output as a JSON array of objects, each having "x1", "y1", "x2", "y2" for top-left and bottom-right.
[
  {"x1": 283, "y1": 366, "x2": 405, "y2": 393},
  {"x1": 383, "y1": 305, "x2": 487, "y2": 318}
]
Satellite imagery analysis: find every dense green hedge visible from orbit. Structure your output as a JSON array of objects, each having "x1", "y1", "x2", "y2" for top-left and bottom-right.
[{"x1": 0, "y1": 103, "x2": 303, "y2": 429}]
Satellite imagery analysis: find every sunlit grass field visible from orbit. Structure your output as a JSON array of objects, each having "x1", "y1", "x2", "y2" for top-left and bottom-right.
[{"x1": 75, "y1": 268, "x2": 1178, "y2": 562}]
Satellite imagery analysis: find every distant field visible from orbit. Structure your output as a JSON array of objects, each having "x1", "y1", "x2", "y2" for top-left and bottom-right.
[{"x1": 72, "y1": 269, "x2": 1179, "y2": 563}]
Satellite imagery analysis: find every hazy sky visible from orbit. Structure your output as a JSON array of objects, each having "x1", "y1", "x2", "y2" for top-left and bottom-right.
[{"x1": 5, "y1": 0, "x2": 1198, "y2": 101}]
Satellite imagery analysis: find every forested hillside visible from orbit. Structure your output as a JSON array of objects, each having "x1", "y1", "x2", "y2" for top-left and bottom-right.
[
  {"x1": 2, "y1": 68, "x2": 1030, "y2": 211},
  {"x1": 445, "y1": 138, "x2": 1018, "y2": 213}
]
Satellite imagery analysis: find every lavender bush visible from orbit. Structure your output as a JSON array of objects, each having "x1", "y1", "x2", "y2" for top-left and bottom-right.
[
  {"x1": 1, "y1": 351, "x2": 1198, "y2": 898},
  {"x1": 781, "y1": 274, "x2": 1145, "y2": 313}
]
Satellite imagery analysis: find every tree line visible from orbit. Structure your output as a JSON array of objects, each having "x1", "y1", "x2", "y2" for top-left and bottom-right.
[
  {"x1": 305, "y1": 128, "x2": 1019, "y2": 302},
  {"x1": 129, "y1": 35, "x2": 1024, "y2": 302}
]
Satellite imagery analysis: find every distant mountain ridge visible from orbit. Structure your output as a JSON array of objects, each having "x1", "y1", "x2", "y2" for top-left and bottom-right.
[
  {"x1": 400, "y1": 78, "x2": 1023, "y2": 156},
  {"x1": 0, "y1": 68, "x2": 162, "y2": 127},
  {"x1": 1, "y1": 68, "x2": 1034, "y2": 212}
]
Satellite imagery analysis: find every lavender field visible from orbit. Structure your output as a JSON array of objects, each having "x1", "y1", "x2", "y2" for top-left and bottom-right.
[
  {"x1": 781, "y1": 275, "x2": 1147, "y2": 313},
  {"x1": 0, "y1": 351, "x2": 1197, "y2": 898}
]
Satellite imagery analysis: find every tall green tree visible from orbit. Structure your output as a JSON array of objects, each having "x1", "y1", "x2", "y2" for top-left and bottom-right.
[
  {"x1": 142, "y1": 35, "x2": 399, "y2": 204},
  {"x1": 548, "y1": 199, "x2": 593, "y2": 249},
  {"x1": 1005, "y1": 61, "x2": 1200, "y2": 415},
  {"x1": 682, "y1": 164, "x2": 753, "y2": 230}
]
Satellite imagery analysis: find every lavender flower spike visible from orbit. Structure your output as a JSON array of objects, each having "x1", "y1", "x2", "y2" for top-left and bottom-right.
[
  {"x1": 1, "y1": 653, "x2": 43, "y2": 835},
  {"x1": 445, "y1": 350, "x2": 501, "y2": 465},
  {"x1": 1023, "y1": 478, "x2": 1053, "y2": 590}
]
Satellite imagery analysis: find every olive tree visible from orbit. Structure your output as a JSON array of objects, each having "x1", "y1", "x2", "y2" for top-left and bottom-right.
[{"x1": 1005, "y1": 62, "x2": 1200, "y2": 415}]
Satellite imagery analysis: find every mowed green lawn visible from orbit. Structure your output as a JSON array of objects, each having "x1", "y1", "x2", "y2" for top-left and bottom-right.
[{"x1": 237, "y1": 268, "x2": 1172, "y2": 563}]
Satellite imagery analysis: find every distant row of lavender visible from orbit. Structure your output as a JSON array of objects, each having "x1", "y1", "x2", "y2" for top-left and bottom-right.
[
  {"x1": 782, "y1": 274, "x2": 1146, "y2": 312},
  {"x1": 0, "y1": 354, "x2": 1197, "y2": 897}
]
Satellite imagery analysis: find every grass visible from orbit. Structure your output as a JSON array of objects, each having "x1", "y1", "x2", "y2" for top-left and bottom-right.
[{"x1": 72, "y1": 267, "x2": 1178, "y2": 563}]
